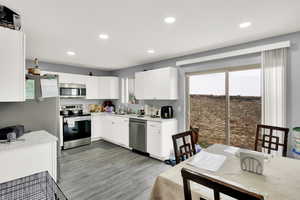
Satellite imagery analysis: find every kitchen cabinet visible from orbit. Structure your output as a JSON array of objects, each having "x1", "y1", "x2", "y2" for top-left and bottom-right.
[
  {"x1": 59, "y1": 73, "x2": 86, "y2": 85},
  {"x1": 92, "y1": 114, "x2": 177, "y2": 159},
  {"x1": 0, "y1": 27, "x2": 25, "y2": 102},
  {"x1": 41, "y1": 71, "x2": 119, "y2": 100},
  {"x1": 147, "y1": 119, "x2": 177, "y2": 160},
  {"x1": 114, "y1": 117, "x2": 129, "y2": 147},
  {"x1": 0, "y1": 131, "x2": 57, "y2": 183},
  {"x1": 105, "y1": 116, "x2": 129, "y2": 147},
  {"x1": 98, "y1": 77, "x2": 119, "y2": 99},
  {"x1": 135, "y1": 67, "x2": 178, "y2": 100},
  {"x1": 91, "y1": 114, "x2": 129, "y2": 147},
  {"x1": 91, "y1": 114, "x2": 104, "y2": 141},
  {"x1": 86, "y1": 76, "x2": 99, "y2": 99}
]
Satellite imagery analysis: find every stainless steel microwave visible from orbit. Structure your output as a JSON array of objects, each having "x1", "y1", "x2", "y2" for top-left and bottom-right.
[{"x1": 59, "y1": 83, "x2": 86, "y2": 98}]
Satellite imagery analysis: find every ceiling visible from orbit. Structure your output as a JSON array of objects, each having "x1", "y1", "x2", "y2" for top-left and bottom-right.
[{"x1": 1, "y1": 0, "x2": 300, "y2": 70}]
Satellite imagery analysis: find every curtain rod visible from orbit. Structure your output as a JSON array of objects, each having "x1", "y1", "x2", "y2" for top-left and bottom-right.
[{"x1": 176, "y1": 41, "x2": 291, "y2": 66}]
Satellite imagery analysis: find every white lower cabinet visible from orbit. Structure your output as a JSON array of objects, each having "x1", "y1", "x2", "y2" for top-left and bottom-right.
[
  {"x1": 0, "y1": 131, "x2": 57, "y2": 183},
  {"x1": 91, "y1": 114, "x2": 104, "y2": 141},
  {"x1": 147, "y1": 120, "x2": 177, "y2": 160},
  {"x1": 91, "y1": 115, "x2": 129, "y2": 147},
  {"x1": 147, "y1": 122, "x2": 162, "y2": 157},
  {"x1": 92, "y1": 114, "x2": 177, "y2": 160}
]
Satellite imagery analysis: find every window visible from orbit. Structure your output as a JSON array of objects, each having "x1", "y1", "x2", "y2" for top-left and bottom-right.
[
  {"x1": 121, "y1": 77, "x2": 137, "y2": 104},
  {"x1": 188, "y1": 65, "x2": 261, "y2": 149}
]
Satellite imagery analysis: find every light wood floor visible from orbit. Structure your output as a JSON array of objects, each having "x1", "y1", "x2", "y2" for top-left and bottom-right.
[{"x1": 59, "y1": 140, "x2": 170, "y2": 200}]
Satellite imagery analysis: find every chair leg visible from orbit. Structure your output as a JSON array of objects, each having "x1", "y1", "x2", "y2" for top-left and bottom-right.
[{"x1": 214, "y1": 190, "x2": 220, "y2": 200}]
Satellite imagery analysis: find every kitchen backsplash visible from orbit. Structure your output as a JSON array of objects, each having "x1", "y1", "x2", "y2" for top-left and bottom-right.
[
  {"x1": 113, "y1": 100, "x2": 177, "y2": 117},
  {"x1": 60, "y1": 99, "x2": 104, "y2": 113}
]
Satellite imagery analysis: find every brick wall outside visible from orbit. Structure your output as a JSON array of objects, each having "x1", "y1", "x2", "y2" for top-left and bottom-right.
[{"x1": 190, "y1": 95, "x2": 261, "y2": 149}]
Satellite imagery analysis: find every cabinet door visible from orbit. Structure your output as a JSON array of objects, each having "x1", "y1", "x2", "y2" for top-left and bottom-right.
[
  {"x1": 116, "y1": 117, "x2": 129, "y2": 147},
  {"x1": 86, "y1": 76, "x2": 99, "y2": 99},
  {"x1": 0, "y1": 28, "x2": 25, "y2": 102},
  {"x1": 103, "y1": 116, "x2": 115, "y2": 141},
  {"x1": 151, "y1": 68, "x2": 170, "y2": 99},
  {"x1": 59, "y1": 73, "x2": 86, "y2": 84},
  {"x1": 147, "y1": 121, "x2": 162, "y2": 157},
  {"x1": 135, "y1": 71, "x2": 153, "y2": 99},
  {"x1": 98, "y1": 77, "x2": 119, "y2": 99},
  {"x1": 101, "y1": 116, "x2": 112, "y2": 141},
  {"x1": 91, "y1": 115, "x2": 103, "y2": 140}
]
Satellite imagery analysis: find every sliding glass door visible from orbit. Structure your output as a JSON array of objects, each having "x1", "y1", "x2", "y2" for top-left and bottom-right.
[
  {"x1": 189, "y1": 72, "x2": 226, "y2": 147},
  {"x1": 188, "y1": 66, "x2": 261, "y2": 149},
  {"x1": 229, "y1": 69, "x2": 261, "y2": 149}
]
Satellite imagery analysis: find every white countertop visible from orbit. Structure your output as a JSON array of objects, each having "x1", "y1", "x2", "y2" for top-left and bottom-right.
[
  {"x1": 0, "y1": 130, "x2": 57, "y2": 153},
  {"x1": 90, "y1": 112, "x2": 177, "y2": 122}
]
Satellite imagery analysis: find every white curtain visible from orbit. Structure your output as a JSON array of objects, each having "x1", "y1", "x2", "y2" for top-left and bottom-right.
[{"x1": 261, "y1": 48, "x2": 287, "y2": 155}]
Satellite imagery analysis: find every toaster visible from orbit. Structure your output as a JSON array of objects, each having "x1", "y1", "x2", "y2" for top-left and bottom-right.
[
  {"x1": 161, "y1": 106, "x2": 174, "y2": 119},
  {"x1": 0, "y1": 125, "x2": 24, "y2": 140}
]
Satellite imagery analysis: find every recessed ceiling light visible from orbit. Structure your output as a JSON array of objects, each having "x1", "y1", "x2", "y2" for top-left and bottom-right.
[
  {"x1": 147, "y1": 49, "x2": 155, "y2": 54},
  {"x1": 239, "y1": 22, "x2": 252, "y2": 28},
  {"x1": 67, "y1": 51, "x2": 76, "y2": 56},
  {"x1": 164, "y1": 17, "x2": 176, "y2": 24},
  {"x1": 99, "y1": 34, "x2": 109, "y2": 40}
]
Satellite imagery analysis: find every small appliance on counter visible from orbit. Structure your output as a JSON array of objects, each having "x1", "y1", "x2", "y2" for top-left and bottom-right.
[
  {"x1": 161, "y1": 106, "x2": 174, "y2": 119},
  {"x1": 60, "y1": 104, "x2": 91, "y2": 149},
  {"x1": 0, "y1": 125, "x2": 24, "y2": 142}
]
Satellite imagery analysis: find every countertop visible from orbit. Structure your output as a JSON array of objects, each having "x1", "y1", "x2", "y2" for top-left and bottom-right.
[
  {"x1": 90, "y1": 112, "x2": 177, "y2": 122},
  {"x1": 0, "y1": 130, "x2": 57, "y2": 152}
]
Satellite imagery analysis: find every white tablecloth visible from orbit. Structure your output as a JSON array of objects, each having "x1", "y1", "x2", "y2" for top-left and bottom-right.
[{"x1": 150, "y1": 144, "x2": 300, "y2": 200}]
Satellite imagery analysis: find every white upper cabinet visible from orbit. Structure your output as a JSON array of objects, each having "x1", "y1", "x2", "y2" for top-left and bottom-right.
[
  {"x1": 98, "y1": 77, "x2": 119, "y2": 99},
  {"x1": 0, "y1": 27, "x2": 25, "y2": 102},
  {"x1": 135, "y1": 67, "x2": 178, "y2": 100},
  {"x1": 59, "y1": 73, "x2": 86, "y2": 85},
  {"x1": 85, "y1": 76, "x2": 99, "y2": 99},
  {"x1": 41, "y1": 71, "x2": 119, "y2": 100}
]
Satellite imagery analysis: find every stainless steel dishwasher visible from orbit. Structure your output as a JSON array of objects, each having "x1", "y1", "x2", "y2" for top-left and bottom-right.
[{"x1": 129, "y1": 118, "x2": 147, "y2": 153}]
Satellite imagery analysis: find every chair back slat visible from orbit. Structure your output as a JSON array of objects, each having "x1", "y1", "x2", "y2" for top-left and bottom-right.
[
  {"x1": 254, "y1": 124, "x2": 289, "y2": 157},
  {"x1": 181, "y1": 168, "x2": 264, "y2": 200},
  {"x1": 172, "y1": 131, "x2": 196, "y2": 164}
]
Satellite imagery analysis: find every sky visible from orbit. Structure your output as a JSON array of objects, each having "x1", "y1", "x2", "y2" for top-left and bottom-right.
[{"x1": 189, "y1": 69, "x2": 261, "y2": 97}]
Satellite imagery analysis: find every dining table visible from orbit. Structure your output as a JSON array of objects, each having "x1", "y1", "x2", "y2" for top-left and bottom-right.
[{"x1": 150, "y1": 144, "x2": 300, "y2": 200}]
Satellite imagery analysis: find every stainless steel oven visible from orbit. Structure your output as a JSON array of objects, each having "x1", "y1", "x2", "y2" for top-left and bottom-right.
[
  {"x1": 59, "y1": 83, "x2": 86, "y2": 98},
  {"x1": 63, "y1": 115, "x2": 91, "y2": 149}
]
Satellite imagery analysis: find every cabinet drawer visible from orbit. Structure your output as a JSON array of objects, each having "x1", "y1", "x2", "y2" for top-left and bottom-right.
[{"x1": 147, "y1": 122, "x2": 161, "y2": 130}]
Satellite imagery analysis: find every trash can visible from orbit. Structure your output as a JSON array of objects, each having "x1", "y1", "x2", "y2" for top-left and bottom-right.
[{"x1": 292, "y1": 127, "x2": 300, "y2": 159}]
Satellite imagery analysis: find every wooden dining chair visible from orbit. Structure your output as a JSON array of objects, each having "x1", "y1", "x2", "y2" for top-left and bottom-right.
[
  {"x1": 181, "y1": 168, "x2": 264, "y2": 200},
  {"x1": 254, "y1": 124, "x2": 289, "y2": 157},
  {"x1": 172, "y1": 131, "x2": 196, "y2": 164},
  {"x1": 190, "y1": 126, "x2": 199, "y2": 145}
]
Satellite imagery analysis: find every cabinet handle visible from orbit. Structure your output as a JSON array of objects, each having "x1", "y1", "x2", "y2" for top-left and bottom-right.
[{"x1": 150, "y1": 125, "x2": 160, "y2": 127}]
